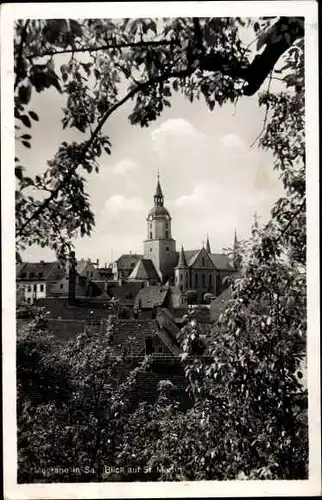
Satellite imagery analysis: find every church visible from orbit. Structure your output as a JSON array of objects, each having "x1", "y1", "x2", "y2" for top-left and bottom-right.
[{"x1": 125, "y1": 176, "x2": 238, "y2": 302}]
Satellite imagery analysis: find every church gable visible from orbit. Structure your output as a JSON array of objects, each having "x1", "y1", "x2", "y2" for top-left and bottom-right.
[{"x1": 188, "y1": 248, "x2": 214, "y2": 270}]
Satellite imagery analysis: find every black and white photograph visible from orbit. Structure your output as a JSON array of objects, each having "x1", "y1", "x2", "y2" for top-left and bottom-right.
[{"x1": 1, "y1": 1, "x2": 320, "y2": 498}]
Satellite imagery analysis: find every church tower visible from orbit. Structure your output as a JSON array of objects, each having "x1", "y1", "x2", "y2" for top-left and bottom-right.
[{"x1": 143, "y1": 175, "x2": 177, "y2": 281}]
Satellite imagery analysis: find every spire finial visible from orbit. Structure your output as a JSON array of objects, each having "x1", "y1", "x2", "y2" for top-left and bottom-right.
[
  {"x1": 157, "y1": 170, "x2": 160, "y2": 182},
  {"x1": 206, "y1": 233, "x2": 211, "y2": 253}
]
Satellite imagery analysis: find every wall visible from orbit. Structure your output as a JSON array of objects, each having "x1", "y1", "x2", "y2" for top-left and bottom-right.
[
  {"x1": 20, "y1": 281, "x2": 47, "y2": 304},
  {"x1": 143, "y1": 238, "x2": 177, "y2": 280}
]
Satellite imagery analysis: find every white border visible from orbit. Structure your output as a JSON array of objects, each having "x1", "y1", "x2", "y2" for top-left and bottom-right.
[{"x1": 1, "y1": 2, "x2": 320, "y2": 498}]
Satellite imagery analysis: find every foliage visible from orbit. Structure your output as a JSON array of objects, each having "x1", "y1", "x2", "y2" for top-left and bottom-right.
[
  {"x1": 14, "y1": 17, "x2": 304, "y2": 260},
  {"x1": 17, "y1": 308, "x2": 154, "y2": 482},
  {"x1": 16, "y1": 17, "x2": 308, "y2": 483}
]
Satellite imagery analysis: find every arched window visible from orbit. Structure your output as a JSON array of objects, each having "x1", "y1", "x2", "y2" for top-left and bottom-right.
[
  {"x1": 180, "y1": 273, "x2": 183, "y2": 282},
  {"x1": 150, "y1": 231, "x2": 152, "y2": 239},
  {"x1": 202, "y1": 257, "x2": 205, "y2": 267},
  {"x1": 209, "y1": 274, "x2": 212, "y2": 286},
  {"x1": 202, "y1": 274, "x2": 206, "y2": 287},
  {"x1": 165, "y1": 230, "x2": 169, "y2": 238},
  {"x1": 195, "y1": 273, "x2": 198, "y2": 287}
]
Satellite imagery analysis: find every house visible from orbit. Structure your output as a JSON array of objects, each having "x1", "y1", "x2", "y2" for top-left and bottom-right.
[
  {"x1": 49, "y1": 258, "x2": 100, "y2": 297},
  {"x1": 16, "y1": 261, "x2": 63, "y2": 304},
  {"x1": 112, "y1": 254, "x2": 143, "y2": 280}
]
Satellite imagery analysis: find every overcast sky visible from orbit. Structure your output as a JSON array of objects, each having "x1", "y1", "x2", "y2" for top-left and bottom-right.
[{"x1": 16, "y1": 22, "x2": 285, "y2": 266}]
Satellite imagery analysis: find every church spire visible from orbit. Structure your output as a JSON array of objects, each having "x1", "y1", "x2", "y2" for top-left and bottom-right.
[
  {"x1": 206, "y1": 233, "x2": 211, "y2": 253},
  {"x1": 176, "y1": 245, "x2": 188, "y2": 268},
  {"x1": 154, "y1": 172, "x2": 164, "y2": 207}
]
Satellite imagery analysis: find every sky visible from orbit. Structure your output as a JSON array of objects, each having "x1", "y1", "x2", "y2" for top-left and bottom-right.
[{"x1": 16, "y1": 22, "x2": 285, "y2": 266}]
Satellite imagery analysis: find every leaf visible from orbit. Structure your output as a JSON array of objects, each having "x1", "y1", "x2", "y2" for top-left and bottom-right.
[
  {"x1": 19, "y1": 115, "x2": 31, "y2": 128},
  {"x1": 21, "y1": 134, "x2": 32, "y2": 140},
  {"x1": 22, "y1": 141, "x2": 31, "y2": 148},
  {"x1": 15, "y1": 166, "x2": 23, "y2": 180},
  {"x1": 69, "y1": 19, "x2": 83, "y2": 38},
  {"x1": 18, "y1": 84, "x2": 32, "y2": 105},
  {"x1": 29, "y1": 111, "x2": 39, "y2": 121}
]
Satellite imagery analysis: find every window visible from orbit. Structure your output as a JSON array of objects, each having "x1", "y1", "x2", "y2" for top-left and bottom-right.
[
  {"x1": 165, "y1": 230, "x2": 169, "y2": 238},
  {"x1": 157, "y1": 345, "x2": 163, "y2": 354},
  {"x1": 27, "y1": 298, "x2": 31, "y2": 304},
  {"x1": 195, "y1": 273, "x2": 198, "y2": 287},
  {"x1": 202, "y1": 257, "x2": 205, "y2": 267},
  {"x1": 40, "y1": 284, "x2": 44, "y2": 292},
  {"x1": 145, "y1": 337, "x2": 153, "y2": 355},
  {"x1": 150, "y1": 232, "x2": 152, "y2": 239},
  {"x1": 33, "y1": 284, "x2": 37, "y2": 292},
  {"x1": 202, "y1": 274, "x2": 206, "y2": 287},
  {"x1": 150, "y1": 248, "x2": 152, "y2": 253},
  {"x1": 21, "y1": 273, "x2": 27, "y2": 278},
  {"x1": 91, "y1": 271, "x2": 93, "y2": 277},
  {"x1": 180, "y1": 273, "x2": 183, "y2": 282},
  {"x1": 29, "y1": 272, "x2": 34, "y2": 279},
  {"x1": 166, "y1": 246, "x2": 169, "y2": 251},
  {"x1": 38, "y1": 272, "x2": 43, "y2": 278},
  {"x1": 27, "y1": 286, "x2": 31, "y2": 292},
  {"x1": 209, "y1": 274, "x2": 212, "y2": 286},
  {"x1": 60, "y1": 283, "x2": 64, "y2": 289}
]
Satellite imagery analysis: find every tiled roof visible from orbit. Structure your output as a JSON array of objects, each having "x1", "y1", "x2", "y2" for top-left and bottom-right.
[
  {"x1": 129, "y1": 259, "x2": 160, "y2": 281},
  {"x1": 211, "y1": 253, "x2": 234, "y2": 271},
  {"x1": 175, "y1": 249, "x2": 232, "y2": 271},
  {"x1": 115, "y1": 254, "x2": 143, "y2": 269},
  {"x1": 110, "y1": 319, "x2": 158, "y2": 356},
  {"x1": 76, "y1": 259, "x2": 96, "y2": 276},
  {"x1": 16, "y1": 261, "x2": 63, "y2": 281},
  {"x1": 134, "y1": 286, "x2": 168, "y2": 309},
  {"x1": 112, "y1": 282, "x2": 143, "y2": 305},
  {"x1": 109, "y1": 317, "x2": 182, "y2": 357}
]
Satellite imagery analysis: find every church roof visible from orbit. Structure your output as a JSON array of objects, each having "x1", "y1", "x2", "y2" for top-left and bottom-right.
[
  {"x1": 129, "y1": 259, "x2": 160, "y2": 281},
  {"x1": 210, "y1": 253, "x2": 235, "y2": 271},
  {"x1": 155, "y1": 179, "x2": 163, "y2": 197},
  {"x1": 174, "y1": 249, "x2": 234, "y2": 271},
  {"x1": 148, "y1": 205, "x2": 170, "y2": 217}
]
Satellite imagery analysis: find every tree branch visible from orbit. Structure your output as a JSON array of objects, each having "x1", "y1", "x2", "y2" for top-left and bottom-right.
[
  {"x1": 28, "y1": 38, "x2": 176, "y2": 59},
  {"x1": 14, "y1": 19, "x2": 30, "y2": 90},
  {"x1": 17, "y1": 63, "x2": 195, "y2": 240}
]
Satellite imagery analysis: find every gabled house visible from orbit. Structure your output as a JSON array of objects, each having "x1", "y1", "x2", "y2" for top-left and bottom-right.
[
  {"x1": 16, "y1": 261, "x2": 64, "y2": 304},
  {"x1": 112, "y1": 254, "x2": 143, "y2": 280}
]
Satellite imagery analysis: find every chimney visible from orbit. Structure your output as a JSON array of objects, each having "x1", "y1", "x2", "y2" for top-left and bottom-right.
[{"x1": 68, "y1": 251, "x2": 77, "y2": 305}]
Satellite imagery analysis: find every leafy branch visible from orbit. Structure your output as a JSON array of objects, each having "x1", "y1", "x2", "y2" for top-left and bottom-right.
[{"x1": 27, "y1": 38, "x2": 178, "y2": 59}]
